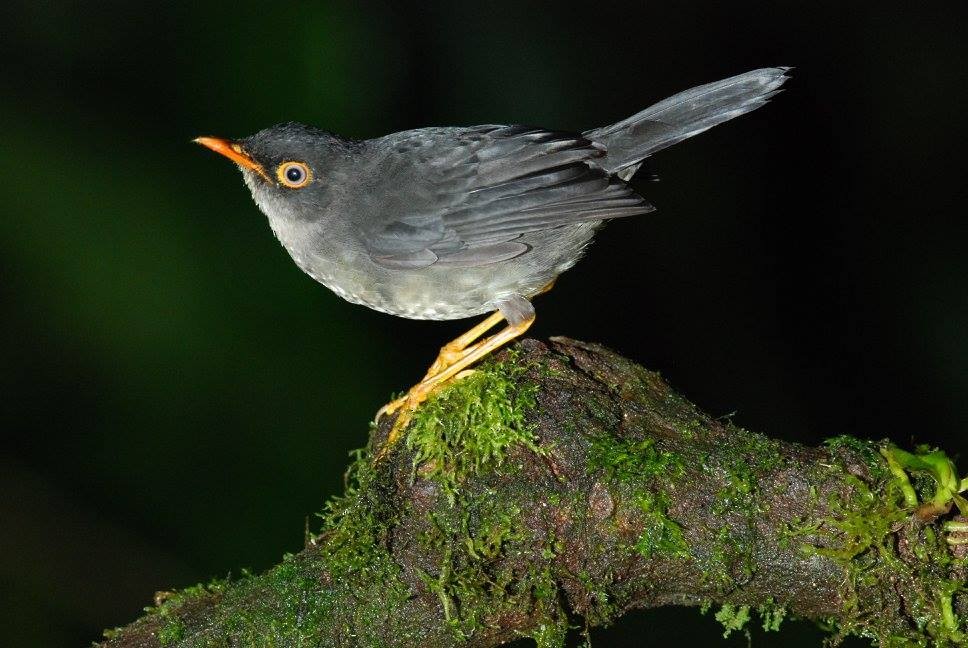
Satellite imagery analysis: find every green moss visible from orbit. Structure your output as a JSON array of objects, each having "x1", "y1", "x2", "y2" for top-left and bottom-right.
[
  {"x1": 315, "y1": 447, "x2": 396, "y2": 576},
  {"x1": 699, "y1": 523, "x2": 756, "y2": 589},
  {"x1": 105, "y1": 348, "x2": 965, "y2": 648},
  {"x1": 824, "y1": 435, "x2": 884, "y2": 474},
  {"x1": 793, "y1": 443, "x2": 967, "y2": 645},
  {"x1": 756, "y1": 599, "x2": 787, "y2": 632},
  {"x1": 701, "y1": 430, "x2": 765, "y2": 586},
  {"x1": 587, "y1": 434, "x2": 684, "y2": 484},
  {"x1": 151, "y1": 580, "x2": 227, "y2": 612},
  {"x1": 157, "y1": 618, "x2": 186, "y2": 645},
  {"x1": 714, "y1": 603, "x2": 751, "y2": 638},
  {"x1": 527, "y1": 618, "x2": 569, "y2": 648},
  {"x1": 714, "y1": 423, "x2": 780, "y2": 505},
  {"x1": 406, "y1": 355, "x2": 542, "y2": 504},
  {"x1": 711, "y1": 464, "x2": 755, "y2": 516},
  {"x1": 587, "y1": 432, "x2": 690, "y2": 567},
  {"x1": 414, "y1": 492, "x2": 563, "y2": 643},
  {"x1": 131, "y1": 579, "x2": 227, "y2": 645},
  {"x1": 655, "y1": 390, "x2": 710, "y2": 441},
  {"x1": 708, "y1": 600, "x2": 785, "y2": 638},
  {"x1": 418, "y1": 505, "x2": 521, "y2": 631},
  {"x1": 634, "y1": 491, "x2": 689, "y2": 559},
  {"x1": 810, "y1": 474, "x2": 908, "y2": 562},
  {"x1": 108, "y1": 355, "x2": 553, "y2": 646},
  {"x1": 219, "y1": 555, "x2": 333, "y2": 642},
  {"x1": 519, "y1": 560, "x2": 568, "y2": 648},
  {"x1": 722, "y1": 423, "x2": 785, "y2": 478},
  {"x1": 700, "y1": 527, "x2": 733, "y2": 587},
  {"x1": 309, "y1": 447, "x2": 414, "y2": 641},
  {"x1": 576, "y1": 569, "x2": 618, "y2": 626}
]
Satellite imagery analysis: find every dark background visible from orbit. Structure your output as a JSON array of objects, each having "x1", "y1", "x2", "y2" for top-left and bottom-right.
[{"x1": 1, "y1": 1, "x2": 966, "y2": 646}]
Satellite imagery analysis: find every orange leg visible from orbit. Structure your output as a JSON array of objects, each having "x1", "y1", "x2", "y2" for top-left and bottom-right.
[
  {"x1": 376, "y1": 311, "x2": 535, "y2": 456},
  {"x1": 421, "y1": 311, "x2": 507, "y2": 381},
  {"x1": 374, "y1": 311, "x2": 506, "y2": 423}
]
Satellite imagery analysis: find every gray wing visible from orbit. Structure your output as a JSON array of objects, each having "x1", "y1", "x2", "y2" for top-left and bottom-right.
[{"x1": 358, "y1": 125, "x2": 653, "y2": 269}]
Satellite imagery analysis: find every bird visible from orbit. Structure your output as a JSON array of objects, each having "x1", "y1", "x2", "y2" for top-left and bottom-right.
[{"x1": 195, "y1": 67, "x2": 790, "y2": 449}]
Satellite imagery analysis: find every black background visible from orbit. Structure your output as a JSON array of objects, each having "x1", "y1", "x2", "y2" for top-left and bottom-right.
[{"x1": 1, "y1": 1, "x2": 965, "y2": 646}]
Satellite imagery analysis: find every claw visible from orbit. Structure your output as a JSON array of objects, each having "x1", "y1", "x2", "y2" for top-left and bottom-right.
[
  {"x1": 371, "y1": 308, "x2": 535, "y2": 461},
  {"x1": 374, "y1": 394, "x2": 408, "y2": 424}
]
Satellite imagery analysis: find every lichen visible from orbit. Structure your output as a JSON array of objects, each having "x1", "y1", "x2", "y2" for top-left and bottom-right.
[{"x1": 406, "y1": 354, "x2": 542, "y2": 504}]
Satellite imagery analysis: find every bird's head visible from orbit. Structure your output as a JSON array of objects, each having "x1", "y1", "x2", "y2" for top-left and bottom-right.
[{"x1": 194, "y1": 122, "x2": 347, "y2": 222}]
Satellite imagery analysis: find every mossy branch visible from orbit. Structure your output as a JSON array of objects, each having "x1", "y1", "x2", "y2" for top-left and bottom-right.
[{"x1": 100, "y1": 338, "x2": 968, "y2": 647}]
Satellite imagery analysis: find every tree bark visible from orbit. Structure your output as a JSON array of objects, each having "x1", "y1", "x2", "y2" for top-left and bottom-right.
[{"x1": 100, "y1": 338, "x2": 968, "y2": 647}]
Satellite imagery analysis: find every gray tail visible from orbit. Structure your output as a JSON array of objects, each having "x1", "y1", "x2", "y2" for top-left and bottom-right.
[{"x1": 586, "y1": 67, "x2": 791, "y2": 178}]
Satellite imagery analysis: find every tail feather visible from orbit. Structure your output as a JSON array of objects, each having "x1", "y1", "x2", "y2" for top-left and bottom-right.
[{"x1": 586, "y1": 67, "x2": 791, "y2": 176}]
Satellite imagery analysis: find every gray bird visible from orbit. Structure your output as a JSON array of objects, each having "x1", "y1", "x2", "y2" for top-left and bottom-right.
[{"x1": 196, "y1": 67, "x2": 789, "y2": 446}]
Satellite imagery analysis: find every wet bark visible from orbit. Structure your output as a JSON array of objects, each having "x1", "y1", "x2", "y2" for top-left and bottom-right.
[{"x1": 100, "y1": 338, "x2": 967, "y2": 647}]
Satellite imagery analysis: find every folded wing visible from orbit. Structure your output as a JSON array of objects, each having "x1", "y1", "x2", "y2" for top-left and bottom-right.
[{"x1": 359, "y1": 125, "x2": 653, "y2": 269}]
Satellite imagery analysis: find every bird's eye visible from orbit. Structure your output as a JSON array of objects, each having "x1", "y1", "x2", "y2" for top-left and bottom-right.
[{"x1": 276, "y1": 161, "x2": 312, "y2": 188}]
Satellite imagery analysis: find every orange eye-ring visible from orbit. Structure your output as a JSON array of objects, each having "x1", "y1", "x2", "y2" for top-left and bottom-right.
[{"x1": 276, "y1": 161, "x2": 312, "y2": 188}]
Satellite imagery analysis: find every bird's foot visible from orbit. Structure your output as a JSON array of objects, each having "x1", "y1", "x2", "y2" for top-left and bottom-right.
[
  {"x1": 374, "y1": 394, "x2": 408, "y2": 425},
  {"x1": 372, "y1": 306, "x2": 534, "y2": 461},
  {"x1": 372, "y1": 313, "x2": 507, "y2": 430},
  {"x1": 373, "y1": 368, "x2": 477, "y2": 424},
  {"x1": 374, "y1": 369, "x2": 478, "y2": 459},
  {"x1": 372, "y1": 323, "x2": 499, "y2": 428}
]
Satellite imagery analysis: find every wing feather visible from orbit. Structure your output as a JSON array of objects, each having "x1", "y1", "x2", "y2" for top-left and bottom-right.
[{"x1": 359, "y1": 125, "x2": 650, "y2": 269}]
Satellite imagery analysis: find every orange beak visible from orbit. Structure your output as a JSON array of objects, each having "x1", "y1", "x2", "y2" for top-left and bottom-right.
[{"x1": 194, "y1": 136, "x2": 271, "y2": 182}]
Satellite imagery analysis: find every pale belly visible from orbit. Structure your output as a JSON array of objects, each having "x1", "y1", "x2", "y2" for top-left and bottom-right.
[{"x1": 286, "y1": 222, "x2": 601, "y2": 321}]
